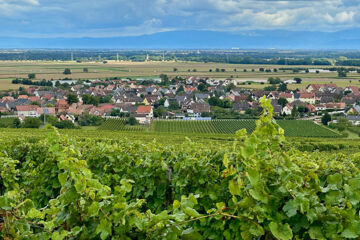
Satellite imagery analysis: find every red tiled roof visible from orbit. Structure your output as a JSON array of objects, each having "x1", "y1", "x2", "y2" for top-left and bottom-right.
[
  {"x1": 137, "y1": 105, "x2": 152, "y2": 114},
  {"x1": 18, "y1": 95, "x2": 29, "y2": 99},
  {"x1": 300, "y1": 93, "x2": 315, "y2": 99},
  {"x1": 16, "y1": 105, "x2": 39, "y2": 111}
]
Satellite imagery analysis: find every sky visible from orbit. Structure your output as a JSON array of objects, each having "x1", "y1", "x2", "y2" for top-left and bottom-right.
[{"x1": 1, "y1": 0, "x2": 360, "y2": 38}]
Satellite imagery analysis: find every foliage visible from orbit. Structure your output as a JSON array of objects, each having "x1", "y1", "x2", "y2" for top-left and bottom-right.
[
  {"x1": 66, "y1": 94, "x2": 79, "y2": 105},
  {"x1": 63, "y1": 68, "x2": 72, "y2": 75},
  {"x1": 268, "y1": 77, "x2": 282, "y2": 84},
  {"x1": 98, "y1": 119, "x2": 144, "y2": 131},
  {"x1": 54, "y1": 120, "x2": 76, "y2": 129},
  {"x1": 1, "y1": 98, "x2": 356, "y2": 240},
  {"x1": 78, "y1": 112, "x2": 104, "y2": 126},
  {"x1": 127, "y1": 116, "x2": 138, "y2": 125},
  {"x1": 321, "y1": 113, "x2": 331, "y2": 125},
  {"x1": 208, "y1": 97, "x2": 232, "y2": 108},
  {"x1": 23, "y1": 117, "x2": 41, "y2": 128},
  {"x1": 28, "y1": 73, "x2": 36, "y2": 79},
  {"x1": 153, "y1": 119, "x2": 340, "y2": 137},
  {"x1": 82, "y1": 94, "x2": 100, "y2": 106}
]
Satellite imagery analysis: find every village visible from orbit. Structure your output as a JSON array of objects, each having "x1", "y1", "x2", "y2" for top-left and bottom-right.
[{"x1": 0, "y1": 75, "x2": 360, "y2": 127}]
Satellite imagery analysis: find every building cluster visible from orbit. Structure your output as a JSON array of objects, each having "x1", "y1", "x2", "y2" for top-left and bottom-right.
[{"x1": 1, "y1": 77, "x2": 360, "y2": 124}]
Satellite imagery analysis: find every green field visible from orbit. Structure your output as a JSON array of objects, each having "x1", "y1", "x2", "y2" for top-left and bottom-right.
[
  {"x1": 98, "y1": 118, "x2": 146, "y2": 132},
  {"x1": 1, "y1": 107, "x2": 360, "y2": 239},
  {"x1": 0, "y1": 61, "x2": 360, "y2": 90},
  {"x1": 151, "y1": 119, "x2": 340, "y2": 137}
]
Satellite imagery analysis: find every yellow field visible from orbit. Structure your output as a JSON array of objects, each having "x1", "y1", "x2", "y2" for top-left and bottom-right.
[{"x1": 0, "y1": 60, "x2": 359, "y2": 91}]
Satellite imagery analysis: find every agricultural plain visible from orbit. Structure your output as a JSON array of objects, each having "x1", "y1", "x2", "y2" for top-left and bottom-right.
[{"x1": 0, "y1": 60, "x2": 360, "y2": 90}]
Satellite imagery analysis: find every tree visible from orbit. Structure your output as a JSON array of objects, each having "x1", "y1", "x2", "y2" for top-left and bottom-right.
[
  {"x1": 13, "y1": 118, "x2": 21, "y2": 128},
  {"x1": 268, "y1": 77, "x2": 281, "y2": 84},
  {"x1": 197, "y1": 83, "x2": 208, "y2": 92},
  {"x1": 67, "y1": 94, "x2": 79, "y2": 105},
  {"x1": 291, "y1": 106, "x2": 299, "y2": 118},
  {"x1": 23, "y1": 117, "x2": 41, "y2": 128},
  {"x1": 278, "y1": 83, "x2": 288, "y2": 92},
  {"x1": 278, "y1": 98, "x2": 288, "y2": 108},
  {"x1": 168, "y1": 101, "x2": 180, "y2": 110},
  {"x1": 127, "y1": 116, "x2": 138, "y2": 125},
  {"x1": 159, "y1": 74, "x2": 169, "y2": 86},
  {"x1": 83, "y1": 68, "x2": 88, "y2": 73},
  {"x1": 63, "y1": 68, "x2": 71, "y2": 75},
  {"x1": 176, "y1": 85, "x2": 184, "y2": 94},
  {"x1": 215, "y1": 68, "x2": 220, "y2": 72},
  {"x1": 298, "y1": 105, "x2": 306, "y2": 113},
  {"x1": 321, "y1": 113, "x2": 331, "y2": 125},
  {"x1": 338, "y1": 70, "x2": 347, "y2": 78},
  {"x1": 153, "y1": 107, "x2": 165, "y2": 118},
  {"x1": 209, "y1": 69, "x2": 213, "y2": 72},
  {"x1": 173, "y1": 68, "x2": 178, "y2": 72},
  {"x1": 54, "y1": 120, "x2": 76, "y2": 129},
  {"x1": 28, "y1": 73, "x2": 36, "y2": 79},
  {"x1": 78, "y1": 112, "x2": 103, "y2": 126},
  {"x1": 226, "y1": 83, "x2": 235, "y2": 92},
  {"x1": 158, "y1": 98, "x2": 166, "y2": 106},
  {"x1": 39, "y1": 114, "x2": 58, "y2": 125},
  {"x1": 294, "y1": 77, "x2": 302, "y2": 84}
]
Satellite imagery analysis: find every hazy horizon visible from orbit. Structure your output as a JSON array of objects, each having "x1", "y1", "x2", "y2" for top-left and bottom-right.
[{"x1": 0, "y1": 0, "x2": 360, "y2": 49}]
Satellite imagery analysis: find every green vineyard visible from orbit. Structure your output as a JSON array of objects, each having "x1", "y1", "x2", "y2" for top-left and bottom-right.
[
  {"x1": 1, "y1": 100, "x2": 359, "y2": 239},
  {"x1": 0, "y1": 117, "x2": 17, "y2": 128},
  {"x1": 98, "y1": 118, "x2": 146, "y2": 132},
  {"x1": 152, "y1": 119, "x2": 256, "y2": 134},
  {"x1": 152, "y1": 119, "x2": 340, "y2": 137}
]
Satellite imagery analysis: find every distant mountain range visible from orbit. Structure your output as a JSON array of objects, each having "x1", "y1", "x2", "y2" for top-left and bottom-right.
[{"x1": 1, "y1": 29, "x2": 360, "y2": 49}]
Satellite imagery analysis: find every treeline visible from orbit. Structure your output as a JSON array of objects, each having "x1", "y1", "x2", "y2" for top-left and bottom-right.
[
  {"x1": 4, "y1": 50, "x2": 360, "y2": 66},
  {"x1": 12, "y1": 78, "x2": 53, "y2": 86}
]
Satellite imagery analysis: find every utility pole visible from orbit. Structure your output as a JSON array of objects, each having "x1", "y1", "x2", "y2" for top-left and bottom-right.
[
  {"x1": 71, "y1": 52, "x2": 74, "y2": 61},
  {"x1": 117, "y1": 53, "x2": 119, "y2": 62}
]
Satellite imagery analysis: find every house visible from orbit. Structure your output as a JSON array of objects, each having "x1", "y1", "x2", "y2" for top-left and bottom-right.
[
  {"x1": 306, "y1": 84, "x2": 338, "y2": 93},
  {"x1": 346, "y1": 115, "x2": 360, "y2": 125},
  {"x1": 346, "y1": 105, "x2": 360, "y2": 115},
  {"x1": 325, "y1": 102, "x2": 346, "y2": 109},
  {"x1": 278, "y1": 92, "x2": 294, "y2": 103},
  {"x1": 233, "y1": 101, "x2": 251, "y2": 113},
  {"x1": 18, "y1": 95, "x2": 29, "y2": 100},
  {"x1": 16, "y1": 105, "x2": 39, "y2": 117},
  {"x1": 55, "y1": 99, "x2": 69, "y2": 113},
  {"x1": 195, "y1": 93, "x2": 210, "y2": 101},
  {"x1": 344, "y1": 86, "x2": 360, "y2": 95},
  {"x1": 188, "y1": 102, "x2": 211, "y2": 114},
  {"x1": 135, "y1": 105, "x2": 153, "y2": 124},
  {"x1": 28, "y1": 96, "x2": 41, "y2": 103},
  {"x1": 284, "y1": 79, "x2": 297, "y2": 84},
  {"x1": 299, "y1": 93, "x2": 316, "y2": 104},
  {"x1": 320, "y1": 96, "x2": 334, "y2": 104},
  {"x1": 37, "y1": 107, "x2": 56, "y2": 116},
  {"x1": 271, "y1": 99, "x2": 282, "y2": 115}
]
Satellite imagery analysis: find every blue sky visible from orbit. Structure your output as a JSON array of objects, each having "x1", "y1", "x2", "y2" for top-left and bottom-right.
[{"x1": 1, "y1": 0, "x2": 360, "y2": 38}]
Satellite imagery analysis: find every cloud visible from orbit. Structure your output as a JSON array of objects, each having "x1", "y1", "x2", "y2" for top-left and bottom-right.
[{"x1": 0, "y1": 0, "x2": 359, "y2": 37}]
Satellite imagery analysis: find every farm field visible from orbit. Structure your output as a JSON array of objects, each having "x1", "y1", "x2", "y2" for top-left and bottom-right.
[
  {"x1": 151, "y1": 119, "x2": 340, "y2": 137},
  {"x1": 2, "y1": 112, "x2": 360, "y2": 239},
  {"x1": 98, "y1": 118, "x2": 146, "y2": 131},
  {"x1": 0, "y1": 61, "x2": 360, "y2": 90}
]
